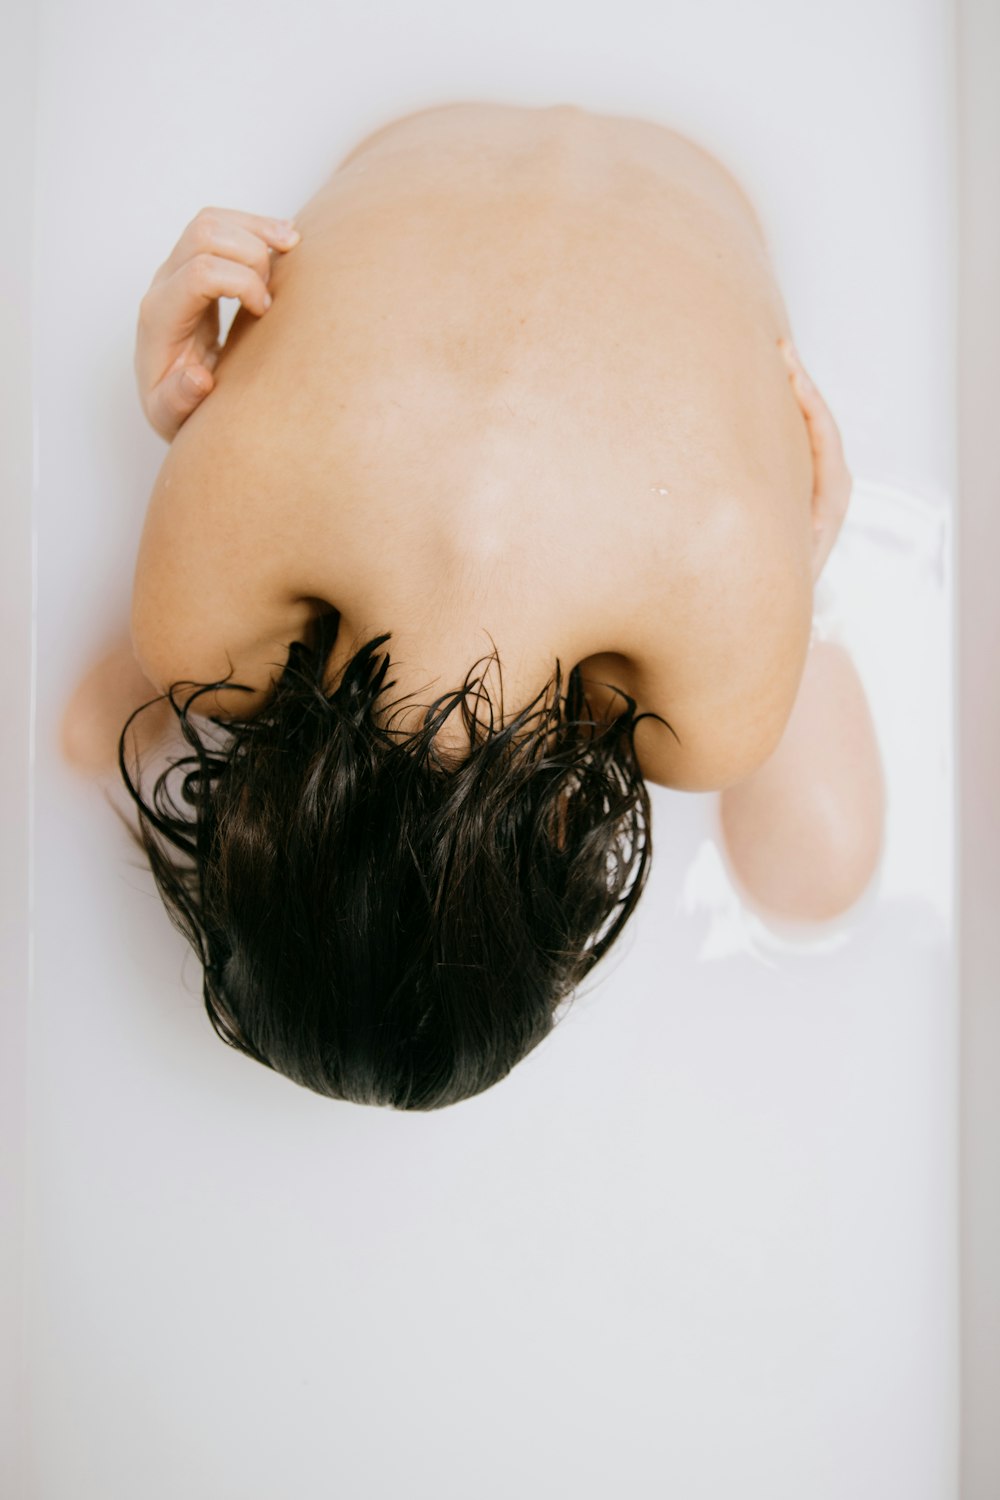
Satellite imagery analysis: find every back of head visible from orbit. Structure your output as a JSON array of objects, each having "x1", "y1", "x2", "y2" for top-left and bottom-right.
[{"x1": 114, "y1": 615, "x2": 672, "y2": 1110}]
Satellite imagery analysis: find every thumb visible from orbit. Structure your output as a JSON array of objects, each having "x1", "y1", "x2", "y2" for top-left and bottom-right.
[{"x1": 149, "y1": 364, "x2": 214, "y2": 440}]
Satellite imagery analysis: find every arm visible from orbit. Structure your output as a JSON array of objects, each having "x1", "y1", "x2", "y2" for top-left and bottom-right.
[
  {"x1": 718, "y1": 636, "x2": 886, "y2": 922},
  {"x1": 61, "y1": 208, "x2": 304, "y2": 776},
  {"x1": 718, "y1": 351, "x2": 885, "y2": 921},
  {"x1": 130, "y1": 205, "x2": 308, "y2": 720},
  {"x1": 59, "y1": 630, "x2": 176, "y2": 779}
]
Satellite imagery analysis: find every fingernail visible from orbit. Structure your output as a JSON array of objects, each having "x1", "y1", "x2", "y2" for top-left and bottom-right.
[
  {"x1": 263, "y1": 292, "x2": 272, "y2": 309},
  {"x1": 181, "y1": 368, "x2": 210, "y2": 397},
  {"x1": 275, "y1": 221, "x2": 300, "y2": 244}
]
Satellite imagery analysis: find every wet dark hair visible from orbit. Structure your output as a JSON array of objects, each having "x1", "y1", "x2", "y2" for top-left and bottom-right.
[{"x1": 113, "y1": 612, "x2": 677, "y2": 1111}]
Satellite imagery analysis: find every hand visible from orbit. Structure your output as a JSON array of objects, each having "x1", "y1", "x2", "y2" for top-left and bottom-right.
[
  {"x1": 778, "y1": 338, "x2": 854, "y2": 582},
  {"x1": 135, "y1": 207, "x2": 301, "y2": 442}
]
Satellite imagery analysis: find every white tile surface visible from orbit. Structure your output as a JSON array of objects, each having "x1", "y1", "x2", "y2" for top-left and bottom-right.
[{"x1": 28, "y1": 2, "x2": 957, "y2": 1496}]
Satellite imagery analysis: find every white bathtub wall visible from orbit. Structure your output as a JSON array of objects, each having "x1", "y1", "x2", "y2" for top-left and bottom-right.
[
  {"x1": 1, "y1": 4, "x2": 37, "y2": 1498},
  {"x1": 28, "y1": 3, "x2": 958, "y2": 1498},
  {"x1": 957, "y1": 0, "x2": 1000, "y2": 1494}
]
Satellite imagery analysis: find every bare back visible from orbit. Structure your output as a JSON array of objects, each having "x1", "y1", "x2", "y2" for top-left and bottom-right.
[{"x1": 132, "y1": 101, "x2": 816, "y2": 788}]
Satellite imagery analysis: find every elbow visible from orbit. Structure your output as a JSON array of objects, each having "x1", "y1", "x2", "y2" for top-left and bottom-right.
[{"x1": 718, "y1": 755, "x2": 887, "y2": 924}]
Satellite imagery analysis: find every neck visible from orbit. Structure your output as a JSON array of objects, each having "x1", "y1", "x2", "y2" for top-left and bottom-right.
[{"x1": 325, "y1": 604, "x2": 585, "y2": 756}]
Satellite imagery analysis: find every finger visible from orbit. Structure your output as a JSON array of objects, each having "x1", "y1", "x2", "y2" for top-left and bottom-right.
[
  {"x1": 779, "y1": 342, "x2": 847, "y2": 465},
  {"x1": 153, "y1": 207, "x2": 300, "y2": 285},
  {"x1": 192, "y1": 205, "x2": 301, "y2": 244},
  {"x1": 779, "y1": 344, "x2": 854, "y2": 536},
  {"x1": 146, "y1": 364, "x2": 214, "y2": 443},
  {"x1": 156, "y1": 211, "x2": 299, "y2": 288},
  {"x1": 794, "y1": 370, "x2": 847, "y2": 472},
  {"x1": 141, "y1": 253, "x2": 273, "y2": 348}
]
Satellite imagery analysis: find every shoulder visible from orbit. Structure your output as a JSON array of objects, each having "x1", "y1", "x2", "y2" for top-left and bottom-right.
[
  {"x1": 626, "y1": 641, "x2": 810, "y2": 792},
  {"x1": 619, "y1": 502, "x2": 815, "y2": 791},
  {"x1": 130, "y1": 417, "x2": 315, "y2": 720}
]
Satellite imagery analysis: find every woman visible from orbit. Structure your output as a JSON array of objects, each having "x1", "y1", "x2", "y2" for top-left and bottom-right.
[{"x1": 64, "y1": 100, "x2": 885, "y2": 1109}]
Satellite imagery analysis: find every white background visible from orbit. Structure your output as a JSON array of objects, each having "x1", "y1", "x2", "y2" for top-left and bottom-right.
[{"x1": 8, "y1": 0, "x2": 962, "y2": 1495}]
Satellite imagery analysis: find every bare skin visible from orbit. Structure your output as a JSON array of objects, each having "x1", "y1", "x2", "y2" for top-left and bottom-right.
[
  {"x1": 62, "y1": 100, "x2": 885, "y2": 919},
  {"x1": 718, "y1": 636, "x2": 886, "y2": 922}
]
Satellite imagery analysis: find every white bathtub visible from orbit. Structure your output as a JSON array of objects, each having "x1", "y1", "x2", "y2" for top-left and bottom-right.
[{"x1": 3, "y1": 0, "x2": 995, "y2": 1494}]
